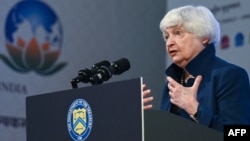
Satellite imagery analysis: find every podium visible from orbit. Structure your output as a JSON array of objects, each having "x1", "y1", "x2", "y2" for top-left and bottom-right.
[
  {"x1": 26, "y1": 78, "x2": 223, "y2": 141},
  {"x1": 144, "y1": 110, "x2": 223, "y2": 141}
]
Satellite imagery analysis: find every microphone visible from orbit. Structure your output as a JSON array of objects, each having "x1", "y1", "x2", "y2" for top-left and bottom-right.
[
  {"x1": 91, "y1": 58, "x2": 130, "y2": 85},
  {"x1": 71, "y1": 60, "x2": 111, "y2": 87},
  {"x1": 78, "y1": 60, "x2": 110, "y2": 82},
  {"x1": 71, "y1": 58, "x2": 130, "y2": 88},
  {"x1": 91, "y1": 60, "x2": 111, "y2": 74},
  {"x1": 109, "y1": 58, "x2": 131, "y2": 75}
]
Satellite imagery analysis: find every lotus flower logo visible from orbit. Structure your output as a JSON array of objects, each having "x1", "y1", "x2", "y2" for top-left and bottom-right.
[{"x1": 1, "y1": 0, "x2": 66, "y2": 75}]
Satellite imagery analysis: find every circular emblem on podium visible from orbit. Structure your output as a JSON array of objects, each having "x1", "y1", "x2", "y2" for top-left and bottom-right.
[{"x1": 67, "y1": 99, "x2": 93, "y2": 141}]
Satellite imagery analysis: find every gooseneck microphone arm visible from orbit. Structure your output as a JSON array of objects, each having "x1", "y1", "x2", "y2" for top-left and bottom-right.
[{"x1": 71, "y1": 58, "x2": 130, "y2": 88}]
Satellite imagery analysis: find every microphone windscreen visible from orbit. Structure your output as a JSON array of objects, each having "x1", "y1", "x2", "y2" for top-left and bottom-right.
[
  {"x1": 92, "y1": 60, "x2": 111, "y2": 68},
  {"x1": 112, "y1": 58, "x2": 130, "y2": 75},
  {"x1": 91, "y1": 60, "x2": 111, "y2": 74}
]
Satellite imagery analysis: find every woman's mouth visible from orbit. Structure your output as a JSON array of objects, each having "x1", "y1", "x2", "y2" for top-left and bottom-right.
[{"x1": 168, "y1": 50, "x2": 177, "y2": 57}]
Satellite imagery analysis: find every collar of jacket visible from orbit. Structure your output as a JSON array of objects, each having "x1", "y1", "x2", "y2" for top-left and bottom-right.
[{"x1": 165, "y1": 43, "x2": 216, "y2": 80}]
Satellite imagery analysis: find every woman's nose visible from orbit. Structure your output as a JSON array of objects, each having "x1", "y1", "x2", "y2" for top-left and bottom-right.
[{"x1": 166, "y1": 36, "x2": 175, "y2": 48}]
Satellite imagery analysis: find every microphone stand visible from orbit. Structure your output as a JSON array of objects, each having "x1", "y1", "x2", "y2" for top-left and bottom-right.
[{"x1": 71, "y1": 78, "x2": 79, "y2": 89}]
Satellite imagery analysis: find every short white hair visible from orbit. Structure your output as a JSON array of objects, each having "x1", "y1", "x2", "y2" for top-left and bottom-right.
[{"x1": 159, "y1": 5, "x2": 220, "y2": 45}]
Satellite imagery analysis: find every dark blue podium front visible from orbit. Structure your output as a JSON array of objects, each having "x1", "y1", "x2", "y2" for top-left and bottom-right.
[{"x1": 26, "y1": 78, "x2": 143, "y2": 141}]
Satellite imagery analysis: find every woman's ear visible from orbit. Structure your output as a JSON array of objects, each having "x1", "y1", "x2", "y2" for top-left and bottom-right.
[{"x1": 202, "y1": 38, "x2": 210, "y2": 46}]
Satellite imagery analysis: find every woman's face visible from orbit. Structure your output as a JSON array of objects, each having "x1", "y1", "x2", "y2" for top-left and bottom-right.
[{"x1": 163, "y1": 26, "x2": 206, "y2": 68}]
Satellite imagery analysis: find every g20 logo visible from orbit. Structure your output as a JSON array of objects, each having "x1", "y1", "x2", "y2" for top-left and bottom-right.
[{"x1": 1, "y1": 0, "x2": 66, "y2": 75}]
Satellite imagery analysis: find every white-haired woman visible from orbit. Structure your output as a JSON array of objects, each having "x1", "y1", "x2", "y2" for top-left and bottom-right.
[{"x1": 143, "y1": 5, "x2": 250, "y2": 132}]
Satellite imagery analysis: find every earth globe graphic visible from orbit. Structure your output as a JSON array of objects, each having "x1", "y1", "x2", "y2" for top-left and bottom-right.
[{"x1": 3, "y1": 0, "x2": 66, "y2": 75}]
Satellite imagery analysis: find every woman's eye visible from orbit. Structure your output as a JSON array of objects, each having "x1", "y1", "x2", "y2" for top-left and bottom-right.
[
  {"x1": 175, "y1": 30, "x2": 182, "y2": 35},
  {"x1": 164, "y1": 35, "x2": 169, "y2": 40},
  {"x1": 174, "y1": 30, "x2": 184, "y2": 38}
]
